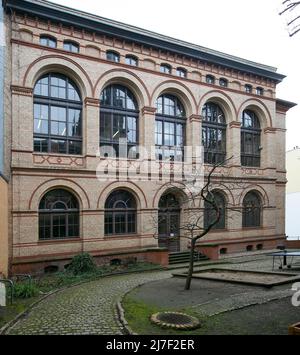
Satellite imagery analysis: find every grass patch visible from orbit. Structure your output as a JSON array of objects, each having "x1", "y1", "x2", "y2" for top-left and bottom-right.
[{"x1": 122, "y1": 293, "x2": 213, "y2": 335}]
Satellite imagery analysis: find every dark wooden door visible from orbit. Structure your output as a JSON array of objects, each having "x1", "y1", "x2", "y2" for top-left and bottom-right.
[{"x1": 158, "y1": 211, "x2": 180, "y2": 252}]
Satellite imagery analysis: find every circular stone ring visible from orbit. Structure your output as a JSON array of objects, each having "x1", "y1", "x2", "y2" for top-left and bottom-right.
[{"x1": 150, "y1": 312, "x2": 201, "y2": 331}]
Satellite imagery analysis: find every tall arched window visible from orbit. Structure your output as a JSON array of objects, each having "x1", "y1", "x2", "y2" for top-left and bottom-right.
[
  {"x1": 100, "y1": 84, "x2": 139, "y2": 158},
  {"x1": 204, "y1": 191, "x2": 226, "y2": 230},
  {"x1": 33, "y1": 73, "x2": 82, "y2": 155},
  {"x1": 243, "y1": 191, "x2": 262, "y2": 228},
  {"x1": 105, "y1": 190, "x2": 137, "y2": 235},
  {"x1": 202, "y1": 103, "x2": 227, "y2": 164},
  {"x1": 241, "y1": 110, "x2": 261, "y2": 167},
  {"x1": 155, "y1": 94, "x2": 186, "y2": 161},
  {"x1": 39, "y1": 189, "x2": 80, "y2": 240}
]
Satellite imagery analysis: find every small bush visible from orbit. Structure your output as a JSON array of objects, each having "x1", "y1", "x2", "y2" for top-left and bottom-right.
[
  {"x1": 68, "y1": 253, "x2": 97, "y2": 275},
  {"x1": 14, "y1": 283, "x2": 39, "y2": 299}
]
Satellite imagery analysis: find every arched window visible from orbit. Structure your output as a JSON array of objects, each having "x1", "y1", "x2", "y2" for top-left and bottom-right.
[
  {"x1": 39, "y1": 189, "x2": 80, "y2": 240},
  {"x1": 241, "y1": 110, "x2": 261, "y2": 167},
  {"x1": 100, "y1": 84, "x2": 139, "y2": 158},
  {"x1": 219, "y1": 78, "x2": 228, "y2": 87},
  {"x1": 206, "y1": 75, "x2": 215, "y2": 85},
  {"x1": 243, "y1": 191, "x2": 262, "y2": 228},
  {"x1": 106, "y1": 51, "x2": 120, "y2": 63},
  {"x1": 204, "y1": 191, "x2": 226, "y2": 230},
  {"x1": 256, "y1": 87, "x2": 264, "y2": 96},
  {"x1": 63, "y1": 41, "x2": 79, "y2": 53},
  {"x1": 105, "y1": 190, "x2": 137, "y2": 235},
  {"x1": 160, "y1": 64, "x2": 172, "y2": 74},
  {"x1": 202, "y1": 103, "x2": 227, "y2": 164},
  {"x1": 33, "y1": 73, "x2": 82, "y2": 155},
  {"x1": 176, "y1": 68, "x2": 187, "y2": 78},
  {"x1": 245, "y1": 84, "x2": 253, "y2": 94},
  {"x1": 40, "y1": 35, "x2": 57, "y2": 48},
  {"x1": 125, "y1": 55, "x2": 138, "y2": 66},
  {"x1": 155, "y1": 94, "x2": 186, "y2": 161}
]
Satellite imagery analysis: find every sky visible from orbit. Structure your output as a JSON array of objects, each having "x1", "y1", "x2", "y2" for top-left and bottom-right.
[{"x1": 51, "y1": 0, "x2": 300, "y2": 151}]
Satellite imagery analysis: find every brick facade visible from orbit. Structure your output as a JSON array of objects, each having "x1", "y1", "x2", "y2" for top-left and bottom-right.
[{"x1": 1, "y1": 0, "x2": 296, "y2": 275}]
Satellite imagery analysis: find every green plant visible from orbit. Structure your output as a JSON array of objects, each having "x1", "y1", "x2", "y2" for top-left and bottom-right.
[
  {"x1": 68, "y1": 253, "x2": 97, "y2": 275},
  {"x1": 14, "y1": 282, "x2": 39, "y2": 299}
]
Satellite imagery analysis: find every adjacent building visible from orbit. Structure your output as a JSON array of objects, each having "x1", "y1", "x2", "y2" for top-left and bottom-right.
[{"x1": 0, "y1": 0, "x2": 296, "y2": 274}]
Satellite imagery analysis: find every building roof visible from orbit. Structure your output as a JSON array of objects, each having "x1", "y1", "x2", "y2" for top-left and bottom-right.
[{"x1": 3, "y1": 0, "x2": 286, "y2": 83}]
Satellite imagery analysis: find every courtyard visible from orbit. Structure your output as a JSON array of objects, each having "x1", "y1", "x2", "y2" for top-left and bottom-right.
[{"x1": 1, "y1": 254, "x2": 300, "y2": 335}]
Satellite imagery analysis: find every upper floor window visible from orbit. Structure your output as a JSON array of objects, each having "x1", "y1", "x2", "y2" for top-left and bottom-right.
[
  {"x1": 202, "y1": 103, "x2": 227, "y2": 164},
  {"x1": 107, "y1": 51, "x2": 120, "y2": 63},
  {"x1": 100, "y1": 84, "x2": 139, "y2": 158},
  {"x1": 219, "y1": 78, "x2": 228, "y2": 87},
  {"x1": 243, "y1": 191, "x2": 262, "y2": 228},
  {"x1": 245, "y1": 84, "x2": 253, "y2": 94},
  {"x1": 125, "y1": 55, "x2": 138, "y2": 66},
  {"x1": 256, "y1": 87, "x2": 264, "y2": 96},
  {"x1": 176, "y1": 68, "x2": 187, "y2": 78},
  {"x1": 204, "y1": 191, "x2": 226, "y2": 230},
  {"x1": 155, "y1": 94, "x2": 185, "y2": 162},
  {"x1": 206, "y1": 75, "x2": 215, "y2": 85},
  {"x1": 160, "y1": 64, "x2": 172, "y2": 74},
  {"x1": 39, "y1": 189, "x2": 80, "y2": 240},
  {"x1": 105, "y1": 190, "x2": 137, "y2": 236},
  {"x1": 33, "y1": 74, "x2": 82, "y2": 155},
  {"x1": 241, "y1": 110, "x2": 261, "y2": 167},
  {"x1": 63, "y1": 41, "x2": 79, "y2": 53},
  {"x1": 40, "y1": 35, "x2": 57, "y2": 48}
]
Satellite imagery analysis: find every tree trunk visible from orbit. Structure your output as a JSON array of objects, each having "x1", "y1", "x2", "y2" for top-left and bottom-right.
[{"x1": 185, "y1": 239, "x2": 196, "y2": 291}]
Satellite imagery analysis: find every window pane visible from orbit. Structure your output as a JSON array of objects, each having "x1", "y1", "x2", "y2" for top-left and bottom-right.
[
  {"x1": 50, "y1": 139, "x2": 67, "y2": 154},
  {"x1": 69, "y1": 141, "x2": 82, "y2": 155},
  {"x1": 34, "y1": 138, "x2": 48, "y2": 153},
  {"x1": 68, "y1": 109, "x2": 81, "y2": 137}
]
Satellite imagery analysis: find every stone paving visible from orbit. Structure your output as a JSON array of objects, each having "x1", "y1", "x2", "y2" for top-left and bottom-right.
[
  {"x1": 7, "y1": 271, "x2": 173, "y2": 335},
  {"x1": 5, "y1": 254, "x2": 300, "y2": 335}
]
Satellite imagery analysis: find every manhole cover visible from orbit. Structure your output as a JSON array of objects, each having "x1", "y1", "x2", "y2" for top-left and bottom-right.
[{"x1": 150, "y1": 312, "x2": 201, "y2": 330}]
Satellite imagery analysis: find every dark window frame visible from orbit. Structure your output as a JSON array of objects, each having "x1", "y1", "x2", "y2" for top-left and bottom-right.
[
  {"x1": 206, "y1": 75, "x2": 215, "y2": 85},
  {"x1": 63, "y1": 40, "x2": 80, "y2": 53},
  {"x1": 176, "y1": 68, "x2": 187, "y2": 78},
  {"x1": 106, "y1": 51, "x2": 120, "y2": 63},
  {"x1": 105, "y1": 190, "x2": 137, "y2": 236},
  {"x1": 125, "y1": 55, "x2": 138, "y2": 66},
  {"x1": 100, "y1": 84, "x2": 139, "y2": 158},
  {"x1": 243, "y1": 191, "x2": 262, "y2": 228},
  {"x1": 219, "y1": 78, "x2": 228, "y2": 87},
  {"x1": 155, "y1": 94, "x2": 186, "y2": 162},
  {"x1": 39, "y1": 189, "x2": 80, "y2": 241},
  {"x1": 204, "y1": 191, "x2": 226, "y2": 230},
  {"x1": 202, "y1": 103, "x2": 227, "y2": 164},
  {"x1": 245, "y1": 84, "x2": 253, "y2": 94},
  {"x1": 160, "y1": 64, "x2": 172, "y2": 74},
  {"x1": 33, "y1": 73, "x2": 83, "y2": 155},
  {"x1": 241, "y1": 110, "x2": 261, "y2": 167},
  {"x1": 256, "y1": 87, "x2": 264, "y2": 96},
  {"x1": 40, "y1": 35, "x2": 57, "y2": 48}
]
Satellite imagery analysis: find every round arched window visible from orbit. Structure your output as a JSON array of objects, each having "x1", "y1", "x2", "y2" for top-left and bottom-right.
[
  {"x1": 39, "y1": 189, "x2": 80, "y2": 240},
  {"x1": 105, "y1": 190, "x2": 137, "y2": 235},
  {"x1": 241, "y1": 110, "x2": 261, "y2": 167},
  {"x1": 204, "y1": 191, "x2": 226, "y2": 230},
  {"x1": 202, "y1": 103, "x2": 227, "y2": 164},
  {"x1": 100, "y1": 84, "x2": 139, "y2": 158},
  {"x1": 243, "y1": 191, "x2": 262, "y2": 228},
  {"x1": 33, "y1": 73, "x2": 82, "y2": 155},
  {"x1": 155, "y1": 94, "x2": 186, "y2": 161}
]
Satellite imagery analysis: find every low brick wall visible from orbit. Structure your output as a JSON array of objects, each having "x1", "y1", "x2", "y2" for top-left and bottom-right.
[
  {"x1": 11, "y1": 248, "x2": 169, "y2": 275},
  {"x1": 286, "y1": 241, "x2": 300, "y2": 249}
]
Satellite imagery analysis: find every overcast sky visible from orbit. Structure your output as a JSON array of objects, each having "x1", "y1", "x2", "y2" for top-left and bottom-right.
[{"x1": 51, "y1": 0, "x2": 300, "y2": 151}]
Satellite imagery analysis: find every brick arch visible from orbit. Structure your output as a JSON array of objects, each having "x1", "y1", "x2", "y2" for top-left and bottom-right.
[
  {"x1": 238, "y1": 186, "x2": 269, "y2": 207},
  {"x1": 151, "y1": 80, "x2": 198, "y2": 117},
  {"x1": 23, "y1": 55, "x2": 93, "y2": 98},
  {"x1": 29, "y1": 179, "x2": 90, "y2": 211},
  {"x1": 152, "y1": 182, "x2": 192, "y2": 209},
  {"x1": 198, "y1": 90, "x2": 237, "y2": 123},
  {"x1": 97, "y1": 182, "x2": 148, "y2": 210},
  {"x1": 238, "y1": 99, "x2": 273, "y2": 128},
  {"x1": 93, "y1": 69, "x2": 150, "y2": 108}
]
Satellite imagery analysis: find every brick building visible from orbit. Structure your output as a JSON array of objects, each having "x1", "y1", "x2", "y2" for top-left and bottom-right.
[{"x1": 0, "y1": 0, "x2": 296, "y2": 275}]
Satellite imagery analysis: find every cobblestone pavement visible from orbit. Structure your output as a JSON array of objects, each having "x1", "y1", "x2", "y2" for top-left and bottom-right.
[{"x1": 7, "y1": 271, "x2": 173, "y2": 335}]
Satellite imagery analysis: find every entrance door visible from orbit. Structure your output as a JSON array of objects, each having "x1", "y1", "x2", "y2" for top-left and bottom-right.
[{"x1": 158, "y1": 193, "x2": 181, "y2": 253}]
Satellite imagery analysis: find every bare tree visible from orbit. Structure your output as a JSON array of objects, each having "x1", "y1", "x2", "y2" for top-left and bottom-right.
[
  {"x1": 150, "y1": 157, "x2": 272, "y2": 291},
  {"x1": 279, "y1": 1, "x2": 300, "y2": 37}
]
